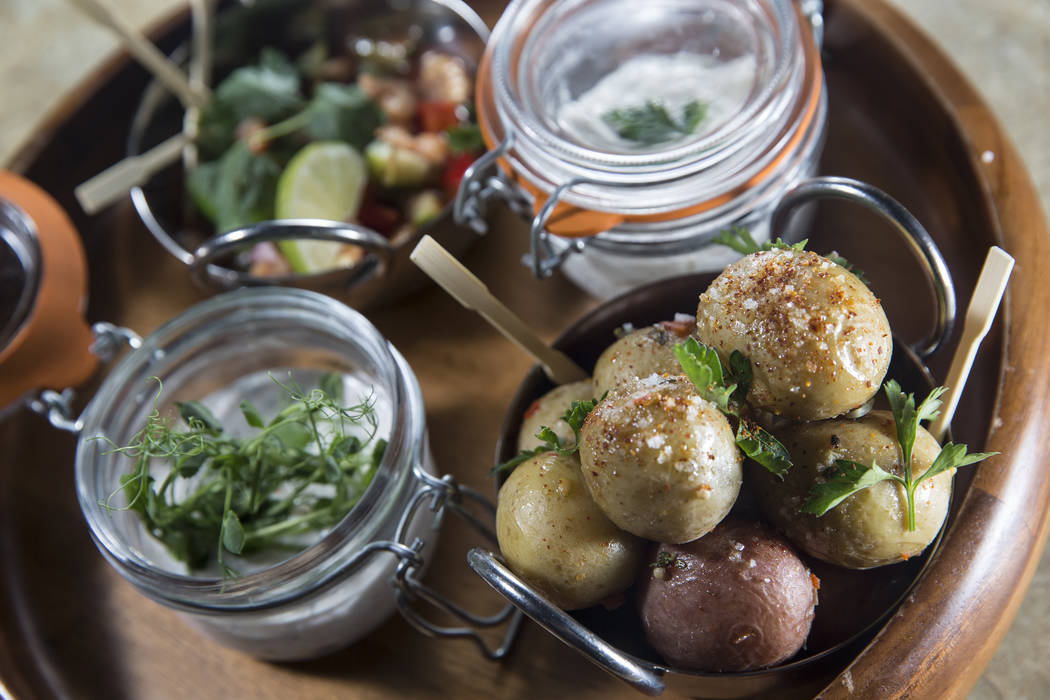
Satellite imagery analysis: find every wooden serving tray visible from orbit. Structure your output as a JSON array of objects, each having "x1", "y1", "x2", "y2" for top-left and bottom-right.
[{"x1": 2, "y1": 1, "x2": 1048, "y2": 698}]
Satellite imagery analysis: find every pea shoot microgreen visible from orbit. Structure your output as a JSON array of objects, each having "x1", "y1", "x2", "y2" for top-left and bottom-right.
[
  {"x1": 602, "y1": 100, "x2": 707, "y2": 146},
  {"x1": 492, "y1": 397, "x2": 601, "y2": 476},
  {"x1": 96, "y1": 373, "x2": 385, "y2": 578},
  {"x1": 673, "y1": 337, "x2": 793, "y2": 477},
  {"x1": 800, "y1": 380, "x2": 998, "y2": 530}
]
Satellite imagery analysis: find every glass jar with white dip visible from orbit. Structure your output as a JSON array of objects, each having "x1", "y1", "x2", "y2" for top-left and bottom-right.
[
  {"x1": 455, "y1": 0, "x2": 827, "y2": 299},
  {"x1": 62, "y1": 288, "x2": 518, "y2": 661}
]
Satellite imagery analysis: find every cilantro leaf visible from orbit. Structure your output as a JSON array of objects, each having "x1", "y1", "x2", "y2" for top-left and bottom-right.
[
  {"x1": 736, "y1": 419, "x2": 793, "y2": 478},
  {"x1": 800, "y1": 459, "x2": 898, "y2": 515},
  {"x1": 212, "y1": 47, "x2": 304, "y2": 125},
  {"x1": 186, "y1": 141, "x2": 281, "y2": 233},
  {"x1": 673, "y1": 337, "x2": 735, "y2": 412},
  {"x1": 602, "y1": 100, "x2": 707, "y2": 146},
  {"x1": 302, "y1": 82, "x2": 385, "y2": 150}
]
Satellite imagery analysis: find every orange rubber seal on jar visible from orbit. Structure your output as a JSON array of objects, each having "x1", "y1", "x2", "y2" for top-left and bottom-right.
[
  {"x1": 475, "y1": 1, "x2": 825, "y2": 238},
  {"x1": 0, "y1": 171, "x2": 96, "y2": 411}
]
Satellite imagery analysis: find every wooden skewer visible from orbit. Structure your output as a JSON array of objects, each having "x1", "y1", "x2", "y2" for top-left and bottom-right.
[
  {"x1": 928, "y1": 246, "x2": 1014, "y2": 441},
  {"x1": 410, "y1": 235, "x2": 590, "y2": 385},
  {"x1": 66, "y1": 0, "x2": 209, "y2": 108},
  {"x1": 74, "y1": 133, "x2": 188, "y2": 214}
]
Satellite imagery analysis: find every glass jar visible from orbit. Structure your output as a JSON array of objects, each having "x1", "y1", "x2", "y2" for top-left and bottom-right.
[
  {"x1": 456, "y1": 0, "x2": 827, "y2": 299},
  {"x1": 0, "y1": 171, "x2": 96, "y2": 413},
  {"x1": 73, "y1": 288, "x2": 496, "y2": 660}
]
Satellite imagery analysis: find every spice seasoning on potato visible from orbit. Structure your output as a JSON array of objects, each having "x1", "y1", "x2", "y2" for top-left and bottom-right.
[
  {"x1": 695, "y1": 248, "x2": 891, "y2": 421},
  {"x1": 751, "y1": 410, "x2": 951, "y2": 569},
  {"x1": 592, "y1": 320, "x2": 694, "y2": 397},
  {"x1": 496, "y1": 452, "x2": 643, "y2": 610},
  {"x1": 638, "y1": 518, "x2": 818, "y2": 672},
  {"x1": 579, "y1": 375, "x2": 742, "y2": 543}
]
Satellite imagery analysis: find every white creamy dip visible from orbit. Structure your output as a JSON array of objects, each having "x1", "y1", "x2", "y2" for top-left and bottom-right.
[{"x1": 557, "y1": 52, "x2": 758, "y2": 151}]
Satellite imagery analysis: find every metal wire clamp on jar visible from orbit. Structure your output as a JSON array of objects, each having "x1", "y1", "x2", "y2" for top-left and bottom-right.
[
  {"x1": 0, "y1": 171, "x2": 523, "y2": 662},
  {"x1": 455, "y1": 0, "x2": 827, "y2": 299}
]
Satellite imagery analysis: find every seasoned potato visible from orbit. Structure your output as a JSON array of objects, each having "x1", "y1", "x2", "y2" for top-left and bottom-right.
[
  {"x1": 579, "y1": 375, "x2": 742, "y2": 543},
  {"x1": 695, "y1": 248, "x2": 891, "y2": 421},
  {"x1": 592, "y1": 319, "x2": 694, "y2": 397},
  {"x1": 751, "y1": 410, "x2": 951, "y2": 568},
  {"x1": 517, "y1": 380, "x2": 595, "y2": 452},
  {"x1": 638, "y1": 518, "x2": 818, "y2": 672},
  {"x1": 496, "y1": 452, "x2": 643, "y2": 610}
]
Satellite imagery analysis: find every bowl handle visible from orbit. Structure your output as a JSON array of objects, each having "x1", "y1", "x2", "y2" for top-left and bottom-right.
[
  {"x1": 467, "y1": 548, "x2": 667, "y2": 696},
  {"x1": 187, "y1": 219, "x2": 395, "y2": 290},
  {"x1": 770, "y1": 175, "x2": 956, "y2": 358}
]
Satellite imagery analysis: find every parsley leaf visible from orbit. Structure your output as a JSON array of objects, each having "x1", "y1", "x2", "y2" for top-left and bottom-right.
[
  {"x1": 802, "y1": 381, "x2": 997, "y2": 528},
  {"x1": 736, "y1": 419, "x2": 792, "y2": 478},
  {"x1": 493, "y1": 398, "x2": 601, "y2": 476},
  {"x1": 800, "y1": 459, "x2": 897, "y2": 515},
  {"x1": 602, "y1": 100, "x2": 707, "y2": 146},
  {"x1": 825, "y1": 251, "x2": 870, "y2": 286},
  {"x1": 712, "y1": 226, "x2": 808, "y2": 255},
  {"x1": 673, "y1": 337, "x2": 735, "y2": 412},
  {"x1": 674, "y1": 338, "x2": 793, "y2": 477}
]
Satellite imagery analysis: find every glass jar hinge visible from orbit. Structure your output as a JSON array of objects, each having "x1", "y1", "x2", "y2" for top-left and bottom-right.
[
  {"x1": 453, "y1": 130, "x2": 532, "y2": 234},
  {"x1": 382, "y1": 467, "x2": 525, "y2": 659}
]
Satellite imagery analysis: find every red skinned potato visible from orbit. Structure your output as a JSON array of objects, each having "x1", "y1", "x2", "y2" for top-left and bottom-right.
[{"x1": 638, "y1": 518, "x2": 818, "y2": 672}]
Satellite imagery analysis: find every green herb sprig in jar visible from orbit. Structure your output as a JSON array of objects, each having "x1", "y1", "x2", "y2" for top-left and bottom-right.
[{"x1": 97, "y1": 373, "x2": 385, "y2": 578}]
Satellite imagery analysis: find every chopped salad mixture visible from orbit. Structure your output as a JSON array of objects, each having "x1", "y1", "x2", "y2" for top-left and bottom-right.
[{"x1": 186, "y1": 35, "x2": 483, "y2": 276}]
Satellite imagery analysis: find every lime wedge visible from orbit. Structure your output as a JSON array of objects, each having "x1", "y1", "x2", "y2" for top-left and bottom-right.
[{"x1": 274, "y1": 141, "x2": 367, "y2": 274}]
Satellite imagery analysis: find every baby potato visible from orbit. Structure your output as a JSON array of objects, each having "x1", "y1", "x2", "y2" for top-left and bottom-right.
[
  {"x1": 751, "y1": 410, "x2": 951, "y2": 569},
  {"x1": 638, "y1": 518, "x2": 818, "y2": 672},
  {"x1": 695, "y1": 248, "x2": 891, "y2": 421},
  {"x1": 579, "y1": 375, "x2": 742, "y2": 543},
  {"x1": 496, "y1": 452, "x2": 643, "y2": 610},
  {"x1": 592, "y1": 320, "x2": 694, "y2": 397},
  {"x1": 517, "y1": 380, "x2": 595, "y2": 452}
]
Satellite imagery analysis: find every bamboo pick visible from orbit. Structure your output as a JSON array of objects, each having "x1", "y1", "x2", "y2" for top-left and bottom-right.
[
  {"x1": 410, "y1": 235, "x2": 590, "y2": 385},
  {"x1": 928, "y1": 246, "x2": 1014, "y2": 441},
  {"x1": 181, "y1": 0, "x2": 215, "y2": 172},
  {"x1": 74, "y1": 133, "x2": 187, "y2": 214},
  {"x1": 66, "y1": 0, "x2": 209, "y2": 108}
]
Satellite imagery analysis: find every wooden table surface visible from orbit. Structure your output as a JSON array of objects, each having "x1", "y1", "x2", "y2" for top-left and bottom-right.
[{"x1": 2, "y1": 1, "x2": 1049, "y2": 698}]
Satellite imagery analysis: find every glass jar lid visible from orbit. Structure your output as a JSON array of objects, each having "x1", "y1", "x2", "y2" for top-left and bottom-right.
[
  {"x1": 0, "y1": 197, "x2": 41, "y2": 358},
  {"x1": 477, "y1": 0, "x2": 822, "y2": 221}
]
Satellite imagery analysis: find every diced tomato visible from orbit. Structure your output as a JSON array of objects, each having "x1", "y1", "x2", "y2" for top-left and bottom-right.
[
  {"x1": 418, "y1": 100, "x2": 461, "y2": 133},
  {"x1": 442, "y1": 152, "x2": 477, "y2": 199},
  {"x1": 356, "y1": 200, "x2": 402, "y2": 237}
]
